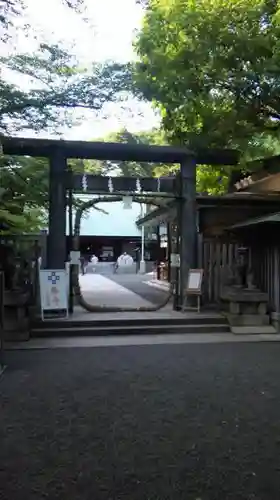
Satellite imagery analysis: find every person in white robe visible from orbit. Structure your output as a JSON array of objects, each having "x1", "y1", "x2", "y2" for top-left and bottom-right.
[
  {"x1": 87, "y1": 254, "x2": 99, "y2": 273},
  {"x1": 116, "y1": 252, "x2": 133, "y2": 268}
]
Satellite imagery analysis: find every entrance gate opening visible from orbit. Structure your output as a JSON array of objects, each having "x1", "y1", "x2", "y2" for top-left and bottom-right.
[{"x1": 1, "y1": 137, "x2": 239, "y2": 312}]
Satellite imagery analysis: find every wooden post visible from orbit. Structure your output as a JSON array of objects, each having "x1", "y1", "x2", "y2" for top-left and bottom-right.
[
  {"x1": 167, "y1": 222, "x2": 171, "y2": 283},
  {"x1": 47, "y1": 149, "x2": 67, "y2": 269},
  {"x1": 179, "y1": 157, "x2": 197, "y2": 307},
  {"x1": 68, "y1": 171, "x2": 74, "y2": 314},
  {"x1": 0, "y1": 271, "x2": 5, "y2": 373},
  {"x1": 156, "y1": 225, "x2": 161, "y2": 280},
  {"x1": 172, "y1": 217, "x2": 181, "y2": 310}
]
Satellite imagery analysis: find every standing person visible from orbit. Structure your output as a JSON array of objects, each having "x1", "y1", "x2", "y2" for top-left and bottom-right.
[
  {"x1": 113, "y1": 259, "x2": 118, "y2": 274},
  {"x1": 90, "y1": 254, "x2": 99, "y2": 273},
  {"x1": 80, "y1": 255, "x2": 85, "y2": 275},
  {"x1": 117, "y1": 251, "x2": 134, "y2": 268}
]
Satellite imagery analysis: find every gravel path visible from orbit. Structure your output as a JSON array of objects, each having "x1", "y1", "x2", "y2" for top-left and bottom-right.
[
  {"x1": 1, "y1": 343, "x2": 280, "y2": 499},
  {"x1": 108, "y1": 274, "x2": 168, "y2": 305}
]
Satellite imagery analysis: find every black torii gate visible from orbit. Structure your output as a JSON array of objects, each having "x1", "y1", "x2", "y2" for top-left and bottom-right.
[{"x1": 1, "y1": 136, "x2": 239, "y2": 308}]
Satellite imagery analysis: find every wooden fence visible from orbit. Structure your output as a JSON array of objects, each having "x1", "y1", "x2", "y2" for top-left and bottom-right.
[
  {"x1": 0, "y1": 233, "x2": 47, "y2": 267},
  {"x1": 197, "y1": 236, "x2": 240, "y2": 304},
  {"x1": 198, "y1": 235, "x2": 280, "y2": 312},
  {"x1": 0, "y1": 234, "x2": 46, "y2": 308},
  {"x1": 251, "y1": 245, "x2": 280, "y2": 313}
]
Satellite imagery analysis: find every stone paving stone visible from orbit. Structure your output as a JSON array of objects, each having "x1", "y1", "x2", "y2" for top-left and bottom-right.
[{"x1": 80, "y1": 274, "x2": 153, "y2": 308}]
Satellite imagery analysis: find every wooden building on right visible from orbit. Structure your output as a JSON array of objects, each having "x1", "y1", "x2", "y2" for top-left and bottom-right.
[
  {"x1": 225, "y1": 155, "x2": 280, "y2": 331},
  {"x1": 137, "y1": 155, "x2": 280, "y2": 332}
]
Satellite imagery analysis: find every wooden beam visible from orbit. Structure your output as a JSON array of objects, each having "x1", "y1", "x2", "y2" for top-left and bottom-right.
[
  {"x1": 237, "y1": 173, "x2": 280, "y2": 194},
  {"x1": 1, "y1": 136, "x2": 239, "y2": 165}
]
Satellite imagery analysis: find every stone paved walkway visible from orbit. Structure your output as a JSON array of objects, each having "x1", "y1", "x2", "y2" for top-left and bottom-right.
[
  {"x1": 80, "y1": 274, "x2": 153, "y2": 308},
  {"x1": 5, "y1": 332, "x2": 280, "y2": 350}
]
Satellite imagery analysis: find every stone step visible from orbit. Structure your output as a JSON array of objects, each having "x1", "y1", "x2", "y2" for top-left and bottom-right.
[
  {"x1": 31, "y1": 315, "x2": 228, "y2": 330},
  {"x1": 31, "y1": 323, "x2": 230, "y2": 338},
  {"x1": 231, "y1": 326, "x2": 277, "y2": 335}
]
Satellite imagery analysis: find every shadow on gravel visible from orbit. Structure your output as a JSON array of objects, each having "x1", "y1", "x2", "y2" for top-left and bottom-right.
[{"x1": 1, "y1": 343, "x2": 280, "y2": 500}]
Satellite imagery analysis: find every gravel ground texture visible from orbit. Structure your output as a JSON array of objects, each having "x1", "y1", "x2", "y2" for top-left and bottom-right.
[
  {"x1": 108, "y1": 273, "x2": 168, "y2": 305},
  {"x1": 1, "y1": 343, "x2": 280, "y2": 500}
]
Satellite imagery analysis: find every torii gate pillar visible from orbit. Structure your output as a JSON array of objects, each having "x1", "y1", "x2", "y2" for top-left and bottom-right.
[{"x1": 47, "y1": 149, "x2": 67, "y2": 269}]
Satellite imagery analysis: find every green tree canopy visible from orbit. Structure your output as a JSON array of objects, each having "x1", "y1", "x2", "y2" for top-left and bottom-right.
[
  {"x1": 72, "y1": 126, "x2": 280, "y2": 194},
  {"x1": 135, "y1": 0, "x2": 280, "y2": 153},
  {"x1": 0, "y1": 44, "x2": 131, "y2": 134},
  {"x1": 0, "y1": 45, "x2": 131, "y2": 232},
  {"x1": 80, "y1": 127, "x2": 172, "y2": 177}
]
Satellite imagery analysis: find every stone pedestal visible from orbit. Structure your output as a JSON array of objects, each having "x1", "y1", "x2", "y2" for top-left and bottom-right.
[
  {"x1": 271, "y1": 312, "x2": 280, "y2": 333},
  {"x1": 3, "y1": 290, "x2": 30, "y2": 341},
  {"x1": 220, "y1": 287, "x2": 276, "y2": 334}
]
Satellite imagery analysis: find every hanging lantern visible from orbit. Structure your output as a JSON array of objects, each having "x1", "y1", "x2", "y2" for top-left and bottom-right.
[{"x1": 122, "y1": 195, "x2": 133, "y2": 210}]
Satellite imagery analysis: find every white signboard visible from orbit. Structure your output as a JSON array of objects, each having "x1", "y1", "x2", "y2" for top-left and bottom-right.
[
  {"x1": 70, "y1": 250, "x2": 80, "y2": 265},
  {"x1": 186, "y1": 269, "x2": 203, "y2": 294},
  {"x1": 39, "y1": 270, "x2": 68, "y2": 319},
  {"x1": 170, "y1": 253, "x2": 180, "y2": 268},
  {"x1": 188, "y1": 272, "x2": 201, "y2": 290}
]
